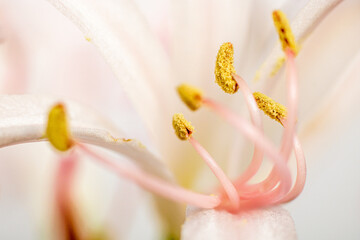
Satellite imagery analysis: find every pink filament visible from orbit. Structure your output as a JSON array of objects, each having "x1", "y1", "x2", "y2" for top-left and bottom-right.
[
  {"x1": 189, "y1": 137, "x2": 240, "y2": 210},
  {"x1": 234, "y1": 49, "x2": 303, "y2": 203},
  {"x1": 280, "y1": 135, "x2": 306, "y2": 203},
  {"x1": 231, "y1": 73, "x2": 264, "y2": 185},
  {"x1": 202, "y1": 98, "x2": 292, "y2": 201},
  {"x1": 257, "y1": 49, "x2": 299, "y2": 202},
  {"x1": 238, "y1": 133, "x2": 306, "y2": 202},
  {"x1": 202, "y1": 48, "x2": 304, "y2": 207},
  {"x1": 62, "y1": 50, "x2": 305, "y2": 212},
  {"x1": 239, "y1": 135, "x2": 306, "y2": 203},
  {"x1": 280, "y1": 49, "x2": 298, "y2": 161},
  {"x1": 76, "y1": 143, "x2": 220, "y2": 209}
]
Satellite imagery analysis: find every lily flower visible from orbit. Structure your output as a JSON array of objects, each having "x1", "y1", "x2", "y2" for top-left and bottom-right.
[{"x1": 0, "y1": 0, "x2": 359, "y2": 239}]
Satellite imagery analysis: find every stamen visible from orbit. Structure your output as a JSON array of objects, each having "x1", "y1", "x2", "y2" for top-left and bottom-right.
[
  {"x1": 46, "y1": 103, "x2": 74, "y2": 151},
  {"x1": 172, "y1": 113, "x2": 194, "y2": 140},
  {"x1": 239, "y1": 92, "x2": 290, "y2": 200},
  {"x1": 172, "y1": 112, "x2": 240, "y2": 209},
  {"x1": 238, "y1": 123, "x2": 306, "y2": 203},
  {"x1": 239, "y1": 49, "x2": 302, "y2": 202},
  {"x1": 231, "y1": 74, "x2": 264, "y2": 186},
  {"x1": 45, "y1": 107, "x2": 219, "y2": 209},
  {"x1": 281, "y1": 49, "x2": 298, "y2": 160},
  {"x1": 215, "y1": 42, "x2": 238, "y2": 94},
  {"x1": 253, "y1": 92, "x2": 287, "y2": 123},
  {"x1": 177, "y1": 84, "x2": 203, "y2": 111},
  {"x1": 202, "y1": 98, "x2": 292, "y2": 201},
  {"x1": 277, "y1": 48, "x2": 300, "y2": 200},
  {"x1": 77, "y1": 143, "x2": 220, "y2": 209},
  {"x1": 188, "y1": 137, "x2": 240, "y2": 210},
  {"x1": 272, "y1": 10, "x2": 298, "y2": 55},
  {"x1": 280, "y1": 135, "x2": 306, "y2": 203}
]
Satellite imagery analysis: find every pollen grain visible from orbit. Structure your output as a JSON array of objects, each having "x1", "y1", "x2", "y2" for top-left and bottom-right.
[
  {"x1": 172, "y1": 113, "x2": 194, "y2": 140},
  {"x1": 253, "y1": 92, "x2": 287, "y2": 123},
  {"x1": 215, "y1": 42, "x2": 238, "y2": 94}
]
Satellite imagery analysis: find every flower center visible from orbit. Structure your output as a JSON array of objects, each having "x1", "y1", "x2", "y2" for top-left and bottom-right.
[
  {"x1": 44, "y1": 10, "x2": 306, "y2": 214},
  {"x1": 174, "y1": 10, "x2": 306, "y2": 210}
]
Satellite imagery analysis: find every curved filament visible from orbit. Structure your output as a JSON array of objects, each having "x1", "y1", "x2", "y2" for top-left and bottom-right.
[
  {"x1": 189, "y1": 137, "x2": 239, "y2": 210},
  {"x1": 76, "y1": 143, "x2": 220, "y2": 209},
  {"x1": 231, "y1": 74, "x2": 264, "y2": 186}
]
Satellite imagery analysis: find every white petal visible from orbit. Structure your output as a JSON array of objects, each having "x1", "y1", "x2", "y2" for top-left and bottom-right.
[
  {"x1": 45, "y1": 0, "x2": 178, "y2": 147},
  {"x1": 182, "y1": 207, "x2": 297, "y2": 240},
  {"x1": 0, "y1": 94, "x2": 184, "y2": 234},
  {"x1": 1, "y1": 0, "x2": 156, "y2": 157},
  {"x1": 0, "y1": 95, "x2": 160, "y2": 173}
]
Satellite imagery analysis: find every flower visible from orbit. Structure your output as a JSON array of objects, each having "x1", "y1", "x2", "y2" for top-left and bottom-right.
[{"x1": 0, "y1": 0, "x2": 360, "y2": 239}]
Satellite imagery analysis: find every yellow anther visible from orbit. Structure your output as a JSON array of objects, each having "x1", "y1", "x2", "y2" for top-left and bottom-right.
[
  {"x1": 172, "y1": 113, "x2": 194, "y2": 140},
  {"x1": 45, "y1": 103, "x2": 74, "y2": 151},
  {"x1": 177, "y1": 84, "x2": 203, "y2": 111},
  {"x1": 253, "y1": 92, "x2": 287, "y2": 123},
  {"x1": 215, "y1": 42, "x2": 238, "y2": 94},
  {"x1": 272, "y1": 10, "x2": 298, "y2": 55}
]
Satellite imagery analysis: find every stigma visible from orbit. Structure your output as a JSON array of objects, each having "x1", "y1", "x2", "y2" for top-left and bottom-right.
[
  {"x1": 177, "y1": 84, "x2": 203, "y2": 111},
  {"x1": 45, "y1": 103, "x2": 74, "y2": 151},
  {"x1": 253, "y1": 92, "x2": 287, "y2": 123},
  {"x1": 172, "y1": 113, "x2": 194, "y2": 140},
  {"x1": 215, "y1": 42, "x2": 239, "y2": 94},
  {"x1": 272, "y1": 10, "x2": 298, "y2": 55}
]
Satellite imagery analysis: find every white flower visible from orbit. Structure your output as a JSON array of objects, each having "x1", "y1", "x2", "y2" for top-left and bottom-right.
[{"x1": 0, "y1": 0, "x2": 359, "y2": 239}]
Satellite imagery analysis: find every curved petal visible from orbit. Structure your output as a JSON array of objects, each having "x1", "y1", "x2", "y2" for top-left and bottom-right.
[
  {"x1": 0, "y1": 0, "x2": 151, "y2": 149},
  {"x1": 0, "y1": 95, "x2": 160, "y2": 174},
  {"x1": 182, "y1": 207, "x2": 297, "y2": 240},
  {"x1": 45, "y1": 0, "x2": 178, "y2": 148},
  {"x1": 0, "y1": 94, "x2": 184, "y2": 236}
]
